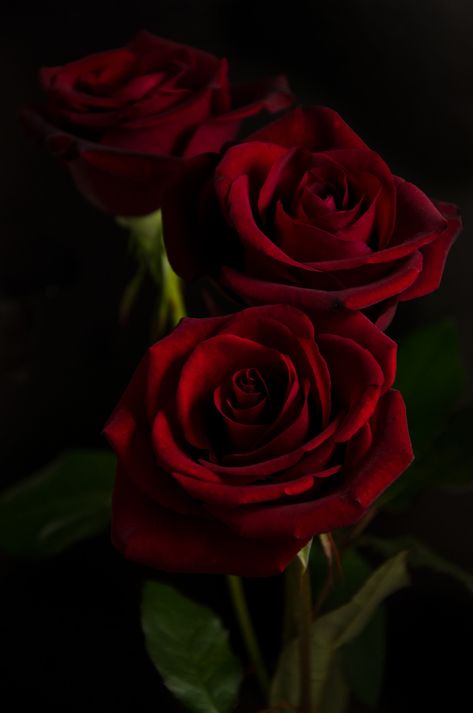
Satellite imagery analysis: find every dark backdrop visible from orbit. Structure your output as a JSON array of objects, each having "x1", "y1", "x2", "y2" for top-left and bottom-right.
[{"x1": 1, "y1": 3, "x2": 472, "y2": 711}]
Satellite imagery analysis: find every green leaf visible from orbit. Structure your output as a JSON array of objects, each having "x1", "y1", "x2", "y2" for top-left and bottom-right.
[
  {"x1": 382, "y1": 405, "x2": 473, "y2": 511},
  {"x1": 342, "y1": 606, "x2": 386, "y2": 708},
  {"x1": 360, "y1": 535, "x2": 473, "y2": 595},
  {"x1": 0, "y1": 450, "x2": 115, "y2": 557},
  {"x1": 395, "y1": 320, "x2": 466, "y2": 458},
  {"x1": 381, "y1": 321, "x2": 467, "y2": 509},
  {"x1": 405, "y1": 405, "x2": 473, "y2": 490},
  {"x1": 309, "y1": 546, "x2": 387, "y2": 707},
  {"x1": 142, "y1": 582, "x2": 242, "y2": 713},
  {"x1": 317, "y1": 657, "x2": 350, "y2": 713},
  {"x1": 271, "y1": 552, "x2": 409, "y2": 712}
]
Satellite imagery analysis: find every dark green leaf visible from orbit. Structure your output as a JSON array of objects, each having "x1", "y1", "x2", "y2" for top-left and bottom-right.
[
  {"x1": 342, "y1": 606, "x2": 385, "y2": 708},
  {"x1": 142, "y1": 582, "x2": 242, "y2": 713},
  {"x1": 309, "y1": 546, "x2": 386, "y2": 706},
  {"x1": 0, "y1": 450, "x2": 115, "y2": 557},
  {"x1": 271, "y1": 553, "x2": 408, "y2": 712},
  {"x1": 382, "y1": 321, "x2": 467, "y2": 509},
  {"x1": 315, "y1": 548, "x2": 387, "y2": 708},
  {"x1": 317, "y1": 657, "x2": 350, "y2": 713},
  {"x1": 381, "y1": 406, "x2": 473, "y2": 510},
  {"x1": 405, "y1": 405, "x2": 473, "y2": 490},
  {"x1": 310, "y1": 545, "x2": 373, "y2": 610},
  {"x1": 395, "y1": 320, "x2": 466, "y2": 458},
  {"x1": 360, "y1": 535, "x2": 473, "y2": 594}
]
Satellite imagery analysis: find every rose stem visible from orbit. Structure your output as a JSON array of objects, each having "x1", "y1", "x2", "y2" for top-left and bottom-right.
[
  {"x1": 282, "y1": 567, "x2": 297, "y2": 646},
  {"x1": 296, "y1": 563, "x2": 313, "y2": 713},
  {"x1": 226, "y1": 575, "x2": 270, "y2": 700}
]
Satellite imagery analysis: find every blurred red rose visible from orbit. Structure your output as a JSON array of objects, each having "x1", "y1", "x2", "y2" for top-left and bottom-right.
[
  {"x1": 104, "y1": 305, "x2": 412, "y2": 576},
  {"x1": 24, "y1": 32, "x2": 292, "y2": 215},
  {"x1": 164, "y1": 106, "x2": 461, "y2": 328}
]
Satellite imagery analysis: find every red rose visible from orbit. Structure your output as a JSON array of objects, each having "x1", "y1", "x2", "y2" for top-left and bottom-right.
[
  {"x1": 24, "y1": 32, "x2": 292, "y2": 216},
  {"x1": 104, "y1": 305, "x2": 412, "y2": 576},
  {"x1": 163, "y1": 106, "x2": 461, "y2": 328}
]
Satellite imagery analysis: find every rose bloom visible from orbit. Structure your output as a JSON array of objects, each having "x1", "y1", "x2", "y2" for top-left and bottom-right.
[
  {"x1": 164, "y1": 106, "x2": 461, "y2": 329},
  {"x1": 24, "y1": 32, "x2": 292, "y2": 216},
  {"x1": 104, "y1": 305, "x2": 412, "y2": 576}
]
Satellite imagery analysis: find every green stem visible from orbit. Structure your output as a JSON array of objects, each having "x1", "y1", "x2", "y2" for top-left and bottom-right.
[
  {"x1": 227, "y1": 575, "x2": 270, "y2": 700},
  {"x1": 297, "y1": 565, "x2": 313, "y2": 713},
  {"x1": 283, "y1": 566, "x2": 297, "y2": 646},
  {"x1": 117, "y1": 209, "x2": 187, "y2": 334}
]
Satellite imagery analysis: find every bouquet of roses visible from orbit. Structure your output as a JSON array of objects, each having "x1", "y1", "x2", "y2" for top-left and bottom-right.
[{"x1": 1, "y1": 32, "x2": 470, "y2": 713}]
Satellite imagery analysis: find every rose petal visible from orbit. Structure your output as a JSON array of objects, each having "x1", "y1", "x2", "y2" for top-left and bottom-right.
[
  {"x1": 319, "y1": 334, "x2": 385, "y2": 441},
  {"x1": 176, "y1": 333, "x2": 290, "y2": 450},
  {"x1": 246, "y1": 105, "x2": 369, "y2": 152},
  {"x1": 112, "y1": 467, "x2": 305, "y2": 576},
  {"x1": 399, "y1": 208, "x2": 460, "y2": 301},
  {"x1": 346, "y1": 389, "x2": 413, "y2": 507}
]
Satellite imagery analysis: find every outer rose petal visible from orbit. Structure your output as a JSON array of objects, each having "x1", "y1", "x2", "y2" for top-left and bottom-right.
[
  {"x1": 112, "y1": 467, "x2": 307, "y2": 577},
  {"x1": 104, "y1": 405, "x2": 200, "y2": 516},
  {"x1": 346, "y1": 389, "x2": 414, "y2": 507},
  {"x1": 314, "y1": 309, "x2": 397, "y2": 390},
  {"x1": 22, "y1": 110, "x2": 179, "y2": 215},
  {"x1": 143, "y1": 315, "x2": 225, "y2": 418},
  {"x1": 184, "y1": 74, "x2": 294, "y2": 156},
  {"x1": 399, "y1": 206, "x2": 461, "y2": 301},
  {"x1": 220, "y1": 249, "x2": 423, "y2": 311},
  {"x1": 318, "y1": 334, "x2": 384, "y2": 441},
  {"x1": 246, "y1": 105, "x2": 369, "y2": 151}
]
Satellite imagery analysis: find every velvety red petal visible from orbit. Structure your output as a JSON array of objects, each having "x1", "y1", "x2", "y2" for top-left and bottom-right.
[
  {"x1": 215, "y1": 142, "x2": 288, "y2": 206},
  {"x1": 104, "y1": 407, "x2": 199, "y2": 515},
  {"x1": 399, "y1": 208, "x2": 461, "y2": 301},
  {"x1": 314, "y1": 309, "x2": 397, "y2": 390},
  {"x1": 318, "y1": 334, "x2": 384, "y2": 441},
  {"x1": 152, "y1": 409, "x2": 227, "y2": 483},
  {"x1": 246, "y1": 105, "x2": 369, "y2": 151},
  {"x1": 274, "y1": 201, "x2": 373, "y2": 263},
  {"x1": 221, "y1": 304, "x2": 315, "y2": 341},
  {"x1": 176, "y1": 333, "x2": 288, "y2": 450},
  {"x1": 199, "y1": 417, "x2": 340, "y2": 478},
  {"x1": 221, "y1": 379, "x2": 310, "y2": 465},
  {"x1": 145, "y1": 315, "x2": 225, "y2": 418},
  {"x1": 170, "y1": 465, "x2": 339, "y2": 507},
  {"x1": 207, "y1": 480, "x2": 364, "y2": 542},
  {"x1": 220, "y1": 249, "x2": 422, "y2": 311},
  {"x1": 128, "y1": 31, "x2": 222, "y2": 82},
  {"x1": 184, "y1": 74, "x2": 294, "y2": 157},
  {"x1": 23, "y1": 110, "x2": 177, "y2": 215},
  {"x1": 101, "y1": 85, "x2": 218, "y2": 155},
  {"x1": 112, "y1": 467, "x2": 305, "y2": 576},
  {"x1": 207, "y1": 390, "x2": 411, "y2": 542},
  {"x1": 346, "y1": 389, "x2": 413, "y2": 507},
  {"x1": 390, "y1": 177, "x2": 448, "y2": 246},
  {"x1": 219, "y1": 308, "x2": 331, "y2": 425}
]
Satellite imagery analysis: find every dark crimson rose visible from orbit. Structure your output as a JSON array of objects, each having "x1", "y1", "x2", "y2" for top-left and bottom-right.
[
  {"x1": 164, "y1": 106, "x2": 461, "y2": 328},
  {"x1": 24, "y1": 32, "x2": 292, "y2": 216},
  {"x1": 104, "y1": 305, "x2": 412, "y2": 576}
]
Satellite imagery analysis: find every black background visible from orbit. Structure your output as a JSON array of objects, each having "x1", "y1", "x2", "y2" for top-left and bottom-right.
[{"x1": 1, "y1": 2, "x2": 472, "y2": 711}]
